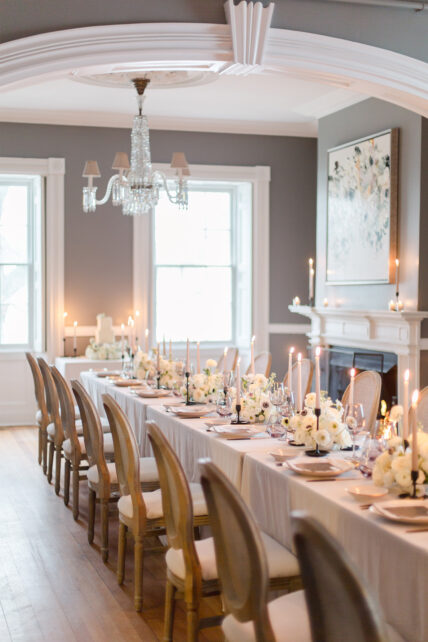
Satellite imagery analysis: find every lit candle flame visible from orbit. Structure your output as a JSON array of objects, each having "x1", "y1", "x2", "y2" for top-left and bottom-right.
[
  {"x1": 381, "y1": 399, "x2": 387, "y2": 417},
  {"x1": 404, "y1": 369, "x2": 410, "y2": 382},
  {"x1": 309, "y1": 258, "x2": 313, "y2": 267},
  {"x1": 297, "y1": 352, "x2": 302, "y2": 362},
  {"x1": 395, "y1": 258, "x2": 399, "y2": 267},
  {"x1": 412, "y1": 389, "x2": 419, "y2": 407},
  {"x1": 73, "y1": 320, "x2": 78, "y2": 327},
  {"x1": 350, "y1": 368, "x2": 356, "y2": 378},
  {"x1": 289, "y1": 346, "x2": 295, "y2": 355},
  {"x1": 315, "y1": 346, "x2": 321, "y2": 357},
  {"x1": 63, "y1": 312, "x2": 68, "y2": 319},
  {"x1": 251, "y1": 335, "x2": 256, "y2": 343},
  {"x1": 145, "y1": 328, "x2": 149, "y2": 337}
]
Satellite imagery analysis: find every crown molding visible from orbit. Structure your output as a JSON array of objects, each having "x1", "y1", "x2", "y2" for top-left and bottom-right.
[{"x1": 0, "y1": 22, "x2": 426, "y2": 117}]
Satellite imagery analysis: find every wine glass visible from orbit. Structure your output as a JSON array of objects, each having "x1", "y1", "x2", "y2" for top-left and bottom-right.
[
  {"x1": 344, "y1": 403, "x2": 365, "y2": 460},
  {"x1": 216, "y1": 391, "x2": 233, "y2": 419},
  {"x1": 270, "y1": 383, "x2": 286, "y2": 426}
]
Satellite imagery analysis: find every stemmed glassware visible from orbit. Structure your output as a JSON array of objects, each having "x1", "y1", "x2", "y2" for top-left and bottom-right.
[
  {"x1": 267, "y1": 383, "x2": 287, "y2": 438},
  {"x1": 216, "y1": 391, "x2": 233, "y2": 419},
  {"x1": 343, "y1": 402, "x2": 365, "y2": 460}
]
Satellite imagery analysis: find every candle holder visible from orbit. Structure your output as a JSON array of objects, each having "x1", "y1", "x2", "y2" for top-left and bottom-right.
[
  {"x1": 231, "y1": 403, "x2": 249, "y2": 425},
  {"x1": 411, "y1": 469, "x2": 419, "y2": 498},
  {"x1": 185, "y1": 372, "x2": 198, "y2": 406},
  {"x1": 156, "y1": 370, "x2": 161, "y2": 390},
  {"x1": 63, "y1": 337, "x2": 66, "y2": 357},
  {"x1": 309, "y1": 295, "x2": 315, "y2": 308},
  {"x1": 73, "y1": 347, "x2": 77, "y2": 358},
  {"x1": 305, "y1": 408, "x2": 328, "y2": 457}
]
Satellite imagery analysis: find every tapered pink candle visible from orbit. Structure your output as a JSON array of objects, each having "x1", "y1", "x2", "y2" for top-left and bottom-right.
[
  {"x1": 315, "y1": 346, "x2": 321, "y2": 409},
  {"x1": 349, "y1": 368, "x2": 356, "y2": 408},
  {"x1": 250, "y1": 335, "x2": 255, "y2": 374},
  {"x1": 411, "y1": 389, "x2": 419, "y2": 471},
  {"x1": 297, "y1": 353, "x2": 302, "y2": 412},
  {"x1": 223, "y1": 348, "x2": 228, "y2": 375},
  {"x1": 144, "y1": 328, "x2": 149, "y2": 353},
  {"x1": 186, "y1": 338, "x2": 190, "y2": 373},
  {"x1": 73, "y1": 321, "x2": 78, "y2": 352},
  {"x1": 127, "y1": 316, "x2": 134, "y2": 353},
  {"x1": 120, "y1": 323, "x2": 125, "y2": 354},
  {"x1": 403, "y1": 369, "x2": 410, "y2": 439},
  {"x1": 309, "y1": 258, "x2": 314, "y2": 301},
  {"x1": 395, "y1": 258, "x2": 400, "y2": 295},
  {"x1": 288, "y1": 347, "x2": 294, "y2": 393},
  {"x1": 196, "y1": 341, "x2": 200, "y2": 373},
  {"x1": 236, "y1": 358, "x2": 241, "y2": 406}
]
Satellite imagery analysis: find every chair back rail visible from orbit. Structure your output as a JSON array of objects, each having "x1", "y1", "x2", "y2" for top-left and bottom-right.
[
  {"x1": 25, "y1": 352, "x2": 49, "y2": 424},
  {"x1": 246, "y1": 352, "x2": 272, "y2": 378},
  {"x1": 415, "y1": 386, "x2": 428, "y2": 432},
  {"x1": 199, "y1": 459, "x2": 275, "y2": 642},
  {"x1": 283, "y1": 359, "x2": 314, "y2": 398},
  {"x1": 342, "y1": 370, "x2": 382, "y2": 431},
  {"x1": 217, "y1": 347, "x2": 239, "y2": 373},
  {"x1": 291, "y1": 511, "x2": 388, "y2": 642},
  {"x1": 102, "y1": 393, "x2": 147, "y2": 533},
  {"x1": 147, "y1": 421, "x2": 201, "y2": 599},
  {"x1": 51, "y1": 366, "x2": 82, "y2": 461},
  {"x1": 37, "y1": 358, "x2": 64, "y2": 446}
]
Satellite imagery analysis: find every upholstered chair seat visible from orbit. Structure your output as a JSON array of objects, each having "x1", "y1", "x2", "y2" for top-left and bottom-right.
[
  {"x1": 87, "y1": 458, "x2": 159, "y2": 487},
  {"x1": 222, "y1": 590, "x2": 310, "y2": 642},
  {"x1": 166, "y1": 531, "x2": 300, "y2": 583},
  {"x1": 47, "y1": 417, "x2": 110, "y2": 440},
  {"x1": 118, "y1": 482, "x2": 207, "y2": 523},
  {"x1": 62, "y1": 433, "x2": 114, "y2": 459}
]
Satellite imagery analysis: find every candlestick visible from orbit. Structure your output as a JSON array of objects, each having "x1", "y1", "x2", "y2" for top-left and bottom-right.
[
  {"x1": 120, "y1": 323, "x2": 125, "y2": 356},
  {"x1": 297, "y1": 353, "x2": 302, "y2": 412},
  {"x1": 288, "y1": 347, "x2": 294, "y2": 396},
  {"x1": 73, "y1": 321, "x2": 78, "y2": 357},
  {"x1": 395, "y1": 258, "x2": 399, "y2": 297},
  {"x1": 186, "y1": 338, "x2": 190, "y2": 373},
  {"x1": 127, "y1": 316, "x2": 134, "y2": 355},
  {"x1": 135, "y1": 310, "x2": 140, "y2": 347},
  {"x1": 223, "y1": 347, "x2": 228, "y2": 375},
  {"x1": 250, "y1": 335, "x2": 255, "y2": 374},
  {"x1": 169, "y1": 339, "x2": 172, "y2": 361},
  {"x1": 349, "y1": 368, "x2": 356, "y2": 408},
  {"x1": 308, "y1": 258, "x2": 314, "y2": 306},
  {"x1": 411, "y1": 389, "x2": 419, "y2": 472},
  {"x1": 315, "y1": 346, "x2": 321, "y2": 409},
  {"x1": 305, "y1": 407, "x2": 328, "y2": 457},
  {"x1": 144, "y1": 328, "x2": 149, "y2": 353},
  {"x1": 63, "y1": 312, "x2": 68, "y2": 357},
  {"x1": 236, "y1": 358, "x2": 241, "y2": 407},
  {"x1": 196, "y1": 341, "x2": 200, "y2": 373},
  {"x1": 403, "y1": 369, "x2": 410, "y2": 440}
]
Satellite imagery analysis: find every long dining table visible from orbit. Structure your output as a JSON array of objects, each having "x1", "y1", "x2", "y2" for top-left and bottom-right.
[{"x1": 81, "y1": 370, "x2": 428, "y2": 642}]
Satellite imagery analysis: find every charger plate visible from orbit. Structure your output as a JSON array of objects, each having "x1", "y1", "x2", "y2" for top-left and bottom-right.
[
  {"x1": 113, "y1": 379, "x2": 144, "y2": 387},
  {"x1": 369, "y1": 499, "x2": 428, "y2": 524},
  {"x1": 170, "y1": 406, "x2": 214, "y2": 419},
  {"x1": 134, "y1": 388, "x2": 171, "y2": 398},
  {"x1": 287, "y1": 457, "x2": 354, "y2": 478}
]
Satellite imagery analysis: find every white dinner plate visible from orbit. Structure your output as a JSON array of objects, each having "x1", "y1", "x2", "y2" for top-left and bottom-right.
[
  {"x1": 96, "y1": 370, "x2": 121, "y2": 378},
  {"x1": 212, "y1": 425, "x2": 262, "y2": 440},
  {"x1": 134, "y1": 388, "x2": 171, "y2": 398},
  {"x1": 287, "y1": 457, "x2": 355, "y2": 478},
  {"x1": 270, "y1": 448, "x2": 300, "y2": 463},
  {"x1": 170, "y1": 406, "x2": 214, "y2": 419},
  {"x1": 346, "y1": 485, "x2": 388, "y2": 502},
  {"x1": 113, "y1": 379, "x2": 144, "y2": 387},
  {"x1": 369, "y1": 499, "x2": 428, "y2": 524}
]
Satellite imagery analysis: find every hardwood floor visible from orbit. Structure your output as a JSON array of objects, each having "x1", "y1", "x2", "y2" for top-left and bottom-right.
[{"x1": 0, "y1": 427, "x2": 224, "y2": 642}]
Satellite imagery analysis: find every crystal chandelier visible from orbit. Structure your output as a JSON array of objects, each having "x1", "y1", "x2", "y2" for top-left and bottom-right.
[{"x1": 82, "y1": 78, "x2": 190, "y2": 215}]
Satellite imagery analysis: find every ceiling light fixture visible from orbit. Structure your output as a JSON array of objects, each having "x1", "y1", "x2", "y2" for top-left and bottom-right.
[{"x1": 82, "y1": 77, "x2": 190, "y2": 215}]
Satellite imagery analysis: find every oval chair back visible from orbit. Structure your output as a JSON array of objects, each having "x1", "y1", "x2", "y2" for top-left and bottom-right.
[
  {"x1": 246, "y1": 351, "x2": 272, "y2": 377},
  {"x1": 51, "y1": 366, "x2": 82, "y2": 462},
  {"x1": 199, "y1": 459, "x2": 275, "y2": 642},
  {"x1": 291, "y1": 511, "x2": 389, "y2": 642},
  {"x1": 102, "y1": 393, "x2": 147, "y2": 533},
  {"x1": 342, "y1": 370, "x2": 381, "y2": 432},
  {"x1": 26, "y1": 352, "x2": 49, "y2": 425},
  {"x1": 415, "y1": 386, "x2": 428, "y2": 432},
  {"x1": 217, "y1": 347, "x2": 239, "y2": 373},
  {"x1": 37, "y1": 358, "x2": 63, "y2": 446},
  {"x1": 283, "y1": 359, "x2": 314, "y2": 399},
  {"x1": 147, "y1": 422, "x2": 201, "y2": 593}
]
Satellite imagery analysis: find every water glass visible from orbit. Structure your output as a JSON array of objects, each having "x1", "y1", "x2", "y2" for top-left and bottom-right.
[
  {"x1": 344, "y1": 402, "x2": 365, "y2": 460},
  {"x1": 216, "y1": 391, "x2": 233, "y2": 418}
]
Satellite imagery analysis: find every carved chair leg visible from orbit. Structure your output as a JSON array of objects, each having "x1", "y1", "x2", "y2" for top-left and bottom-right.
[
  {"x1": 163, "y1": 579, "x2": 177, "y2": 642},
  {"x1": 88, "y1": 488, "x2": 96, "y2": 545},
  {"x1": 63, "y1": 459, "x2": 71, "y2": 506},
  {"x1": 117, "y1": 522, "x2": 127, "y2": 585},
  {"x1": 38, "y1": 427, "x2": 42, "y2": 465},
  {"x1": 54, "y1": 446, "x2": 62, "y2": 495},
  {"x1": 134, "y1": 534, "x2": 144, "y2": 612},
  {"x1": 72, "y1": 464, "x2": 80, "y2": 520},
  {"x1": 100, "y1": 498, "x2": 109, "y2": 562},
  {"x1": 47, "y1": 440, "x2": 54, "y2": 484},
  {"x1": 186, "y1": 603, "x2": 199, "y2": 642},
  {"x1": 42, "y1": 431, "x2": 48, "y2": 475}
]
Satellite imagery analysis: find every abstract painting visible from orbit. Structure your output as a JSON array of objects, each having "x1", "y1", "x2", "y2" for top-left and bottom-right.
[{"x1": 326, "y1": 129, "x2": 398, "y2": 284}]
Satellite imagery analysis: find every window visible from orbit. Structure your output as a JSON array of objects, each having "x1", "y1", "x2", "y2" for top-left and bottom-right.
[
  {"x1": 153, "y1": 180, "x2": 252, "y2": 345},
  {"x1": 0, "y1": 175, "x2": 43, "y2": 350}
]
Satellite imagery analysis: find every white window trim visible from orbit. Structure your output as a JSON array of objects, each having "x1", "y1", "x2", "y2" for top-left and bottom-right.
[
  {"x1": 133, "y1": 163, "x2": 270, "y2": 354},
  {"x1": 0, "y1": 157, "x2": 65, "y2": 360}
]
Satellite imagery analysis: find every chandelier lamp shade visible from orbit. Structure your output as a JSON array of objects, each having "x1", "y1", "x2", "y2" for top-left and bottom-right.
[{"x1": 82, "y1": 78, "x2": 190, "y2": 215}]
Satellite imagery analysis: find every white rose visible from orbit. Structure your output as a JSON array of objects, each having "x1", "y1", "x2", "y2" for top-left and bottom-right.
[
  {"x1": 389, "y1": 405, "x2": 403, "y2": 423},
  {"x1": 206, "y1": 359, "x2": 217, "y2": 369},
  {"x1": 305, "y1": 392, "x2": 316, "y2": 409},
  {"x1": 395, "y1": 469, "x2": 411, "y2": 488},
  {"x1": 193, "y1": 388, "x2": 205, "y2": 402},
  {"x1": 315, "y1": 429, "x2": 332, "y2": 449}
]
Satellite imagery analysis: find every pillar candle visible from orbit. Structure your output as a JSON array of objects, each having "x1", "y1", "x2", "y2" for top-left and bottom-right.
[
  {"x1": 157, "y1": 342, "x2": 160, "y2": 371},
  {"x1": 403, "y1": 369, "x2": 410, "y2": 439},
  {"x1": 236, "y1": 358, "x2": 241, "y2": 406},
  {"x1": 223, "y1": 348, "x2": 228, "y2": 375},
  {"x1": 186, "y1": 338, "x2": 190, "y2": 373},
  {"x1": 315, "y1": 346, "x2": 321, "y2": 409},
  {"x1": 349, "y1": 368, "x2": 356, "y2": 408},
  {"x1": 73, "y1": 321, "x2": 78, "y2": 352},
  {"x1": 144, "y1": 328, "x2": 149, "y2": 353},
  {"x1": 169, "y1": 339, "x2": 172, "y2": 361},
  {"x1": 120, "y1": 323, "x2": 125, "y2": 355},
  {"x1": 288, "y1": 347, "x2": 294, "y2": 393},
  {"x1": 411, "y1": 389, "x2": 419, "y2": 471},
  {"x1": 297, "y1": 353, "x2": 302, "y2": 412},
  {"x1": 309, "y1": 258, "x2": 314, "y2": 300},
  {"x1": 250, "y1": 335, "x2": 255, "y2": 374}
]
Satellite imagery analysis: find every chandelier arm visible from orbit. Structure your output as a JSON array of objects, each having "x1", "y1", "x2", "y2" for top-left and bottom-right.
[
  {"x1": 95, "y1": 174, "x2": 121, "y2": 206},
  {"x1": 152, "y1": 170, "x2": 183, "y2": 204}
]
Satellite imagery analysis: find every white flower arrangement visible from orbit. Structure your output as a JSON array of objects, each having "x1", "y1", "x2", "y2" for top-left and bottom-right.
[
  {"x1": 134, "y1": 350, "x2": 183, "y2": 388},
  {"x1": 287, "y1": 391, "x2": 352, "y2": 450},
  {"x1": 180, "y1": 360, "x2": 224, "y2": 403},
  {"x1": 134, "y1": 350, "x2": 156, "y2": 380},
  {"x1": 229, "y1": 373, "x2": 276, "y2": 423},
  {"x1": 373, "y1": 431, "x2": 428, "y2": 495},
  {"x1": 85, "y1": 338, "x2": 122, "y2": 360}
]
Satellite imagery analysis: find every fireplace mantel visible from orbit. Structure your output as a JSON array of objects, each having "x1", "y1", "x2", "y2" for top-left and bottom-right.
[{"x1": 289, "y1": 305, "x2": 428, "y2": 403}]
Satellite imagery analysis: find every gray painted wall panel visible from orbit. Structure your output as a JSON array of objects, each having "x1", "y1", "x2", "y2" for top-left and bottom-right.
[{"x1": 269, "y1": 332, "x2": 310, "y2": 381}]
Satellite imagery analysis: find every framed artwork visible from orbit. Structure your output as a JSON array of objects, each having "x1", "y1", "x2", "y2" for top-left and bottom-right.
[{"x1": 326, "y1": 128, "x2": 398, "y2": 285}]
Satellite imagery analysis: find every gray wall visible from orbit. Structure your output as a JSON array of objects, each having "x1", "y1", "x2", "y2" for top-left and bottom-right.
[
  {"x1": 418, "y1": 117, "x2": 428, "y2": 313},
  {"x1": 0, "y1": 121, "x2": 316, "y2": 377},
  {"x1": 1, "y1": 0, "x2": 427, "y2": 62},
  {"x1": 316, "y1": 98, "x2": 424, "y2": 311}
]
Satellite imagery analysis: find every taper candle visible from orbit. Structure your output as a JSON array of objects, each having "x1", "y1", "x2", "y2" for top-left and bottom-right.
[
  {"x1": 288, "y1": 347, "x2": 294, "y2": 393},
  {"x1": 157, "y1": 342, "x2": 160, "y2": 370},
  {"x1": 250, "y1": 335, "x2": 255, "y2": 374},
  {"x1": 236, "y1": 358, "x2": 241, "y2": 406},
  {"x1": 120, "y1": 323, "x2": 125, "y2": 355},
  {"x1": 63, "y1": 311, "x2": 68, "y2": 337},
  {"x1": 395, "y1": 258, "x2": 400, "y2": 296},
  {"x1": 309, "y1": 258, "x2": 314, "y2": 301},
  {"x1": 196, "y1": 341, "x2": 200, "y2": 373},
  {"x1": 223, "y1": 348, "x2": 228, "y2": 375},
  {"x1": 297, "y1": 353, "x2": 302, "y2": 412},
  {"x1": 411, "y1": 389, "x2": 419, "y2": 471},
  {"x1": 315, "y1": 346, "x2": 321, "y2": 409},
  {"x1": 403, "y1": 369, "x2": 410, "y2": 439},
  {"x1": 163, "y1": 335, "x2": 166, "y2": 357},
  {"x1": 73, "y1": 321, "x2": 78, "y2": 352},
  {"x1": 186, "y1": 338, "x2": 190, "y2": 373},
  {"x1": 144, "y1": 328, "x2": 149, "y2": 353},
  {"x1": 349, "y1": 368, "x2": 356, "y2": 408}
]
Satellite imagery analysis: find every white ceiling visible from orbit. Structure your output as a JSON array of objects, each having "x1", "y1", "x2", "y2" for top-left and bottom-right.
[{"x1": 0, "y1": 69, "x2": 366, "y2": 137}]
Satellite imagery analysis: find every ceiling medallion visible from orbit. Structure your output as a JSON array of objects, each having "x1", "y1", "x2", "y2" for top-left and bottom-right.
[{"x1": 70, "y1": 69, "x2": 219, "y2": 90}]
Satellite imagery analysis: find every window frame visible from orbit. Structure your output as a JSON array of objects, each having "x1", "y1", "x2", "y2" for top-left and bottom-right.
[{"x1": 133, "y1": 163, "x2": 270, "y2": 359}]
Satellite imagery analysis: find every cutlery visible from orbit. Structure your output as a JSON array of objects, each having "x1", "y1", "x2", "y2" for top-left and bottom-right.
[
  {"x1": 406, "y1": 527, "x2": 428, "y2": 534},
  {"x1": 306, "y1": 476, "x2": 362, "y2": 483},
  {"x1": 359, "y1": 503, "x2": 372, "y2": 510}
]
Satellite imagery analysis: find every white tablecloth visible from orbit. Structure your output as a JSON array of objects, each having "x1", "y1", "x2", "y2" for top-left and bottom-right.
[
  {"x1": 242, "y1": 451, "x2": 428, "y2": 642},
  {"x1": 55, "y1": 357, "x2": 123, "y2": 382}
]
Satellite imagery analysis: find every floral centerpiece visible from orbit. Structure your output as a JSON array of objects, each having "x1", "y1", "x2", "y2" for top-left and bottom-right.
[
  {"x1": 230, "y1": 373, "x2": 276, "y2": 424},
  {"x1": 85, "y1": 338, "x2": 122, "y2": 360},
  {"x1": 134, "y1": 350, "x2": 156, "y2": 380},
  {"x1": 373, "y1": 431, "x2": 427, "y2": 496},
  {"x1": 134, "y1": 350, "x2": 183, "y2": 388},
  {"x1": 180, "y1": 360, "x2": 224, "y2": 403},
  {"x1": 287, "y1": 391, "x2": 352, "y2": 450}
]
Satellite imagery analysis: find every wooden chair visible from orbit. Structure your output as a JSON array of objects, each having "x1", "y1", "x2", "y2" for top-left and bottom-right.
[
  {"x1": 246, "y1": 351, "x2": 272, "y2": 377},
  {"x1": 342, "y1": 370, "x2": 382, "y2": 432},
  {"x1": 415, "y1": 386, "x2": 428, "y2": 432},
  {"x1": 291, "y1": 511, "x2": 403, "y2": 642},
  {"x1": 199, "y1": 460, "x2": 309, "y2": 642},
  {"x1": 283, "y1": 358, "x2": 314, "y2": 399},
  {"x1": 26, "y1": 352, "x2": 49, "y2": 473},
  {"x1": 102, "y1": 394, "x2": 209, "y2": 611},
  {"x1": 217, "y1": 347, "x2": 239, "y2": 373},
  {"x1": 72, "y1": 380, "x2": 160, "y2": 562},
  {"x1": 38, "y1": 357, "x2": 64, "y2": 494}
]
